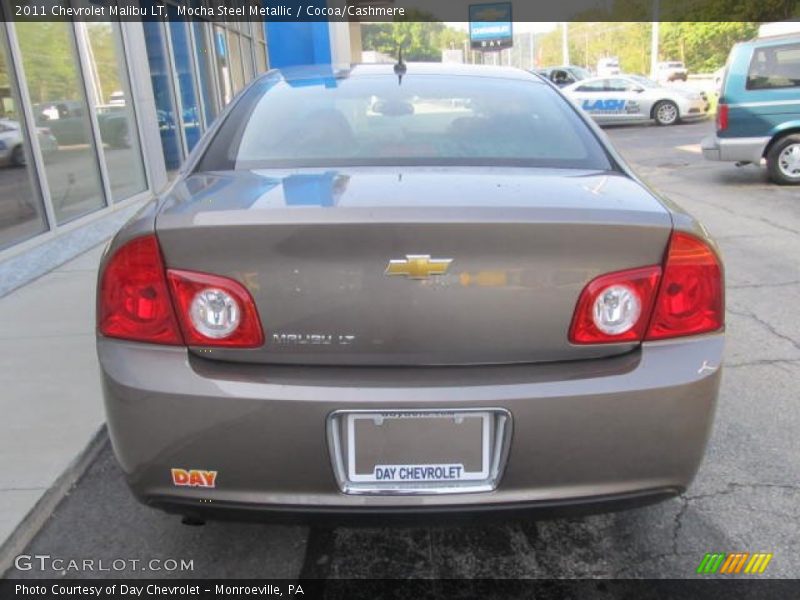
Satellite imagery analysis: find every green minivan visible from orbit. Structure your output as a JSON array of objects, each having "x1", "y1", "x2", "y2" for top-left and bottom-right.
[{"x1": 702, "y1": 33, "x2": 800, "y2": 184}]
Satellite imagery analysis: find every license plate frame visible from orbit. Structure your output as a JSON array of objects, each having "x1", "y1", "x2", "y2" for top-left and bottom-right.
[{"x1": 327, "y1": 408, "x2": 512, "y2": 495}]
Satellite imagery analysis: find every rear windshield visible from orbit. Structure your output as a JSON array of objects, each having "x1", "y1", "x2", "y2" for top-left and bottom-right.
[
  {"x1": 200, "y1": 73, "x2": 613, "y2": 171},
  {"x1": 747, "y1": 42, "x2": 800, "y2": 90}
]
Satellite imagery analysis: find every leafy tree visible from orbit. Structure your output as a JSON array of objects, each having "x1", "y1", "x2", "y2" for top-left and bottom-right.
[
  {"x1": 534, "y1": 21, "x2": 761, "y2": 74},
  {"x1": 16, "y1": 21, "x2": 80, "y2": 104},
  {"x1": 661, "y1": 22, "x2": 759, "y2": 72},
  {"x1": 362, "y1": 13, "x2": 467, "y2": 62}
]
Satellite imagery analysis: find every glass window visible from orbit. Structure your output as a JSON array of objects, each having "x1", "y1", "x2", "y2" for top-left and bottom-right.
[
  {"x1": 0, "y1": 27, "x2": 48, "y2": 250},
  {"x1": 193, "y1": 21, "x2": 217, "y2": 126},
  {"x1": 241, "y1": 37, "x2": 254, "y2": 83},
  {"x1": 17, "y1": 22, "x2": 106, "y2": 224},
  {"x1": 167, "y1": 13, "x2": 201, "y2": 151},
  {"x1": 576, "y1": 80, "x2": 607, "y2": 92},
  {"x1": 227, "y1": 31, "x2": 244, "y2": 93},
  {"x1": 627, "y1": 75, "x2": 658, "y2": 88},
  {"x1": 253, "y1": 20, "x2": 265, "y2": 44},
  {"x1": 83, "y1": 22, "x2": 147, "y2": 202},
  {"x1": 255, "y1": 43, "x2": 267, "y2": 75},
  {"x1": 747, "y1": 43, "x2": 800, "y2": 90},
  {"x1": 208, "y1": 74, "x2": 612, "y2": 171},
  {"x1": 143, "y1": 22, "x2": 182, "y2": 171},
  {"x1": 213, "y1": 26, "x2": 233, "y2": 105},
  {"x1": 605, "y1": 78, "x2": 634, "y2": 92}
]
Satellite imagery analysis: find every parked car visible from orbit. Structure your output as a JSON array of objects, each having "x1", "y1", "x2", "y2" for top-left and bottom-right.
[
  {"x1": 33, "y1": 100, "x2": 130, "y2": 148},
  {"x1": 109, "y1": 90, "x2": 126, "y2": 106},
  {"x1": 713, "y1": 66, "x2": 727, "y2": 96},
  {"x1": 533, "y1": 65, "x2": 592, "y2": 87},
  {"x1": 701, "y1": 33, "x2": 800, "y2": 184},
  {"x1": 0, "y1": 118, "x2": 57, "y2": 167},
  {"x1": 596, "y1": 57, "x2": 621, "y2": 77},
  {"x1": 657, "y1": 61, "x2": 689, "y2": 82},
  {"x1": 563, "y1": 74, "x2": 708, "y2": 126},
  {"x1": 96, "y1": 64, "x2": 724, "y2": 523}
]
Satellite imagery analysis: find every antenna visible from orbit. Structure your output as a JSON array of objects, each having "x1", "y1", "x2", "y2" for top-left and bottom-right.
[{"x1": 393, "y1": 46, "x2": 407, "y2": 85}]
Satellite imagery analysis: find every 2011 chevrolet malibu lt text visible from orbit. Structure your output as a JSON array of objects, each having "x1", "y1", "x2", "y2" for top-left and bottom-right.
[{"x1": 96, "y1": 64, "x2": 725, "y2": 522}]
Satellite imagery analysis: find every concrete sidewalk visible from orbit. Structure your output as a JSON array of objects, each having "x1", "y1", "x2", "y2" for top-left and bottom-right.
[{"x1": 0, "y1": 242, "x2": 110, "y2": 572}]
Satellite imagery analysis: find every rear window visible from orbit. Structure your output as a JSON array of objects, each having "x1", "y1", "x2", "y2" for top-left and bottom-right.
[
  {"x1": 747, "y1": 42, "x2": 800, "y2": 90},
  {"x1": 201, "y1": 73, "x2": 612, "y2": 171}
]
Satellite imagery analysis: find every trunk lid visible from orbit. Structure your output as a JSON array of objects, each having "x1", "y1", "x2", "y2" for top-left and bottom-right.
[{"x1": 156, "y1": 168, "x2": 672, "y2": 366}]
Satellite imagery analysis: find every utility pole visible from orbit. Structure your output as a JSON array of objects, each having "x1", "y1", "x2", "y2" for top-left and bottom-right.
[
  {"x1": 529, "y1": 31, "x2": 535, "y2": 69},
  {"x1": 650, "y1": 0, "x2": 660, "y2": 79},
  {"x1": 584, "y1": 31, "x2": 589, "y2": 68},
  {"x1": 562, "y1": 22, "x2": 570, "y2": 65}
]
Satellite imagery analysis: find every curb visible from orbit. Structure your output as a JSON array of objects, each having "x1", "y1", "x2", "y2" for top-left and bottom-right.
[{"x1": 0, "y1": 425, "x2": 109, "y2": 577}]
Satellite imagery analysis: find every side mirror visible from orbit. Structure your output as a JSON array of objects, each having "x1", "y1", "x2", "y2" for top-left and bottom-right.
[{"x1": 633, "y1": 86, "x2": 645, "y2": 93}]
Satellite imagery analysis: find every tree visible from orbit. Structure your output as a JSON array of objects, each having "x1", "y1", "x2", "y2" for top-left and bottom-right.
[
  {"x1": 534, "y1": 21, "x2": 761, "y2": 74},
  {"x1": 16, "y1": 22, "x2": 80, "y2": 104},
  {"x1": 361, "y1": 14, "x2": 467, "y2": 62},
  {"x1": 661, "y1": 22, "x2": 759, "y2": 72}
]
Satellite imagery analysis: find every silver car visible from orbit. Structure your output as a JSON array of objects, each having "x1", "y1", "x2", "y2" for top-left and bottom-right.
[
  {"x1": 562, "y1": 74, "x2": 709, "y2": 126},
  {"x1": 97, "y1": 64, "x2": 724, "y2": 522}
]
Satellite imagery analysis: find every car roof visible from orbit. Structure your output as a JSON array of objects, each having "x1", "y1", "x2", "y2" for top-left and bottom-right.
[
  {"x1": 570, "y1": 74, "x2": 636, "y2": 83},
  {"x1": 269, "y1": 63, "x2": 543, "y2": 84},
  {"x1": 737, "y1": 33, "x2": 800, "y2": 48}
]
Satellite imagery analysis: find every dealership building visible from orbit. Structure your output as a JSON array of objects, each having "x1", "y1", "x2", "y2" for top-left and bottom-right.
[{"x1": 0, "y1": 9, "x2": 356, "y2": 291}]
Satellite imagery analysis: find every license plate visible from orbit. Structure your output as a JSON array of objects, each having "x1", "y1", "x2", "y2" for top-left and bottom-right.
[{"x1": 345, "y1": 411, "x2": 491, "y2": 484}]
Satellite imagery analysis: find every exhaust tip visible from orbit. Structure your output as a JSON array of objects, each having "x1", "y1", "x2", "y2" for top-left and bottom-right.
[{"x1": 181, "y1": 515, "x2": 206, "y2": 526}]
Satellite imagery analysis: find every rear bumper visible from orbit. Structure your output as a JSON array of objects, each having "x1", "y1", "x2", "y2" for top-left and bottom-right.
[
  {"x1": 701, "y1": 134, "x2": 770, "y2": 163},
  {"x1": 98, "y1": 334, "x2": 723, "y2": 517},
  {"x1": 149, "y1": 487, "x2": 681, "y2": 525}
]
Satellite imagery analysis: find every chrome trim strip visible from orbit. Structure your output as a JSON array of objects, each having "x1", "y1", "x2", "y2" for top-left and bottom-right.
[
  {"x1": 730, "y1": 99, "x2": 800, "y2": 109},
  {"x1": 326, "y1": 407, "x2": 513, "y2": 496}
]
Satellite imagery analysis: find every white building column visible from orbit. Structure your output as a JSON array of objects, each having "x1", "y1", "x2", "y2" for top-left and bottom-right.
[{"x1": 328, "y1": 21, "x2": 353, "y2": 65}]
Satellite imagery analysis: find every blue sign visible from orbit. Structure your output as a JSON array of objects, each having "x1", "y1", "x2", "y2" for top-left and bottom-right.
[{"x1": 469, "y1": 3, "x2": 513, "y2": 50}]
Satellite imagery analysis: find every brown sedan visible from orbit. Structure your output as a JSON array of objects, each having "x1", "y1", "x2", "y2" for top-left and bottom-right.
[{"x1": 96, "y1": 64, "x2": 724, "y2": 522}]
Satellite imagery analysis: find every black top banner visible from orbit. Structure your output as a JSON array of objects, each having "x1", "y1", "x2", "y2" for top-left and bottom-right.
[{"x1": 1, "y1": 0, "x2": 798, "y2": 22}]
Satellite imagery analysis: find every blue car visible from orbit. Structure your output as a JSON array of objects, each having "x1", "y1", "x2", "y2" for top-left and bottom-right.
[{"x1": 702, "y1": 34, "x2": 800, "y2": 184}]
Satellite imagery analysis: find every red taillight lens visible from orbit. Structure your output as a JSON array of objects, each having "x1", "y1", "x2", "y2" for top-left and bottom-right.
[
  {"x1": 167, "y1": 269, "x2": 264, "y2": 348},
  {"x1": 716, "y1": 103, "x2": 728, "y2": 132},
  {"x1": 645, "y1": 232, "x2": 724, "y2": 341},
  {"x1": 569, "y1": 232, "x2": 724, "y2": 344},
  {"x1": 569, "y1": 266, "x2": 662, "y2": 344},
  {"x1": 98, "y1": 235, "x2": 183, "y2": 345}
]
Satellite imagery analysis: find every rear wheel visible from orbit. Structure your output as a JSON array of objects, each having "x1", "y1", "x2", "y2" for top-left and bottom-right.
[
  {"x1": 653, "y1": 100, "x2": 679, "y2": 126},
  {"x1": 767, "y1": 134, "x2": 800, "y2": 185},
  {"x1": 11, "y1": 145, "x2": 25, "y2": 167}
]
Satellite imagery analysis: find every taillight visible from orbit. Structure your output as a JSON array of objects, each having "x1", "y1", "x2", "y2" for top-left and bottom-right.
[
  {"x1": 645, "y1": 232, "x2": 724, "y2": 341},
  {"x1": 569, "y1": 266, "x2": 661, "y2": 344},
  {"x1": 98, "y1": 235, "x2": 183, "y2": 345},
  {"x1": 167, "y1": 270, "x2": 264, "y2": 347},
  {"x1": 716, "y1": 103, "x2": 728, "y2": 132},
  {"x1": 98, "y1": 235, "x2": 264, "y2": 348},
  {"x1": 570, "y1": 232, "x2": 723, "y2": 344}
]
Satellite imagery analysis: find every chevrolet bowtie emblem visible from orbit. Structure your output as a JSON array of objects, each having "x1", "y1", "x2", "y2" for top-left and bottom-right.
[{"x1": 385, "y1": 255, "x2": 453, "y2": 279}]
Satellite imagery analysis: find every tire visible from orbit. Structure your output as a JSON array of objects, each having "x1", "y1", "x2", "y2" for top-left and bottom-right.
[
  {"x1": 766, "y1": 133, "x2": 800, "y2": 185},
  {"x1": 109, "y1": 125, "x2": 130, "y2": 149},
  {"x1": 10, "y1": 145, "x2": 25, "y2": 167},
  {"x1": 653, "y1": 100, "x2": 679, "y2": 126}
]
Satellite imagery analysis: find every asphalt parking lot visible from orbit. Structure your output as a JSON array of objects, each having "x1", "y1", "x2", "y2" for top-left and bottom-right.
[{"x1": 8, "y1": 119, "x2": 800, "y2": 580}]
